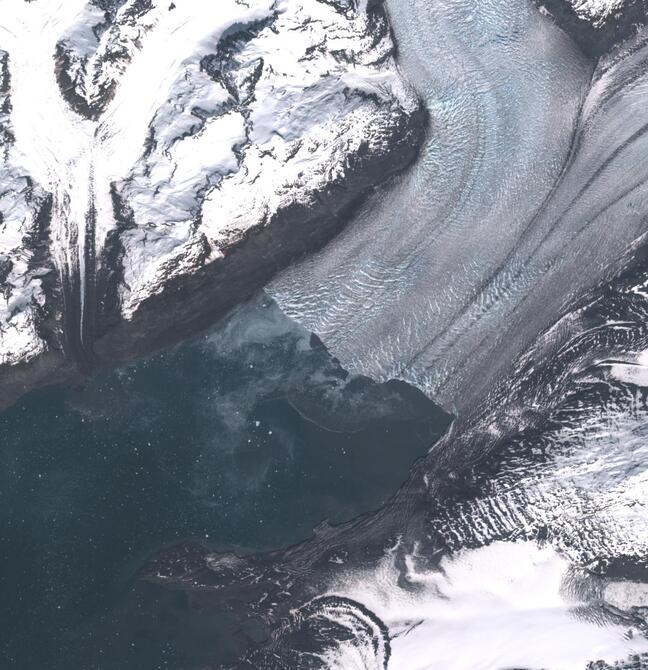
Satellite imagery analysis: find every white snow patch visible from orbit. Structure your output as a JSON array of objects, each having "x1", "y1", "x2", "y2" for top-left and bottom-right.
[
  {"x1": 114, "y1": 0, "x2": 417, "y2": 318},
  {"x1": 0, "y1": 0, "x2": 416, "y2": 341},
  {"x1": 566, "y1": 0, "x2": 625, "y2": 25},
  {"x1": 330, "y1": 541, "x2": 648, "y2": 670}
]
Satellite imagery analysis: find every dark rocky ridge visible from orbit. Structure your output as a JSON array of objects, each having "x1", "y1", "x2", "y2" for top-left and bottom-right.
[
  {"x1": 0, "y1": 125, "x2": 426, "y2": 411},
  {"x1": 55, "y1": 0, "x2": 155, "y2": 120},
  {"x1": 143, "y1": 237, "x2": 648, "y2": 667},
  {"x1": 93, "y1": 106, "x2": 426, "y2": 365},
  {"x1": 535, "y1": 0, "x2": 648, "y2": 56},
  {"x1": 0, "y1": 0, "x2": 427, "y2": 409}
]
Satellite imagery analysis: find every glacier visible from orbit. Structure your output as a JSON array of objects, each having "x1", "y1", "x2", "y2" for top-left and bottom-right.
[
  {"x1": 146, "y1": 243, "x2": 648, "y2": 669},
  {"x1": 2, "y1": 0, "x2": 648, "y2": 668},
  {"x1": 0, "y1": 0, "x2": 422, "y2": 407},
  {"x1": 138, "y1": 0, "x2": 648, "y2": 667}
]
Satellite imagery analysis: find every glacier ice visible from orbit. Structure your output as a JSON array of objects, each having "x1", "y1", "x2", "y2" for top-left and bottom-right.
[{"x1": 0, "y1": 0, "x2": 422, "y2": 406}]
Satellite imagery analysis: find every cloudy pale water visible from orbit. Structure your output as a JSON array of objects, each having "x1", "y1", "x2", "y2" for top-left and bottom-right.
[
  {"x1": 3, "y1": 0, "x2": 648, "y2": 667},
  {"x1": 0, "y1": 296, "x2": 448, "y2": 669}
]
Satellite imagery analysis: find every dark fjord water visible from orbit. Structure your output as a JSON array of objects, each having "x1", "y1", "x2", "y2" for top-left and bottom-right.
[
  {"x1": 4, "y1": 0, "x2": 648, "y2": 666},
  {"x1": 0, "y1": 295, "x2": 449, "y2": 670}
]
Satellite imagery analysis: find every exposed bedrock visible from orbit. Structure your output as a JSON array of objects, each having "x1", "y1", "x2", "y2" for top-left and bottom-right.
[
  {"x1": 0, "y1": 0, "x2": 424, "y2": 407},
  {"x1": 270, "y1": 0, "x2": 648, "y2": 426},
  {"x1": 534, "y1": 0, "x2": 648, "y2": 57},
  {"x1": 92, "y1": 105, "x2": 425, "y2": 363},
  {"x1": 144, "y1": 242, "x2": 648, "y2": 666},
  {"x1": 136, "y1": 0, "x2": 648, "y2": 662}
]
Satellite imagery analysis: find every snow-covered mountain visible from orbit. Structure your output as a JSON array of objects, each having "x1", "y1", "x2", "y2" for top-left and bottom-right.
[
  {"x1": 0, "y1": 0, "x2": 423, "y2": 406},
  {"x1": 536, "y1": 0, "x2": 648, "y2": 55}
]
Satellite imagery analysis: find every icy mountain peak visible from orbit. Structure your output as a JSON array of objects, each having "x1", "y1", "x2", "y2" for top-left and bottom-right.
[{"x1": 0, "y1": 0, "x2": 423, "y2": 404}]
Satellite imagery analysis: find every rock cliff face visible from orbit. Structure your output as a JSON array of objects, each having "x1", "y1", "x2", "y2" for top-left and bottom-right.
[
  {"x1": 535, "y1": 0, "x2": 648, "y2": 55},
  {"x1": 0, "y1": 0, "x2": 424, "y2": 406}
]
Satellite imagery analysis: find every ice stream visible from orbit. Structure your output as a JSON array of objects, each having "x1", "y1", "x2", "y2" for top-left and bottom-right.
[
  {"x1": 269, "y1": 0, "x2": 648, "y2": 416},
  {"x1": 157, "y1": 2, "x2": 648, "y2": 666}
]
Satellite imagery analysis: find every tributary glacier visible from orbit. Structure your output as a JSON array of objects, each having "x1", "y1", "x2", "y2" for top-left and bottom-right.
[{"x1": 1, "y1": 0, "x2": 648, "y2": 669}]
